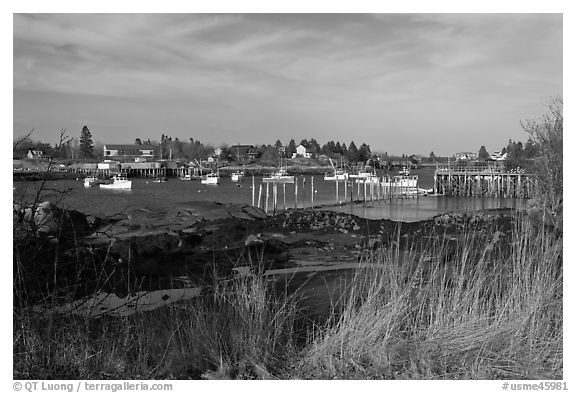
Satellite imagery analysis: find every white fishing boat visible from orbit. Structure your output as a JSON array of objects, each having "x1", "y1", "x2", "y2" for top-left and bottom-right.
[
  {"x1": 152, "y1": 176, "x2": 167, "y2": 183},
  {"x1": 100, "y1": 174, "x2": 132, "y2": 190},
  {"x1": 350, "y1": 171, "x2": 370, "y2": 179},
  {"x1": 360, "y1": 173, "x2": 380, "y2": 184},
  {"x1": 350, "y1": 166, "x2": 379, "y2": 183},
  {"x1": 382, "y1": 174, "x2": 419, "y2": 196},
  {"x1": 324, "y1": 170, "x2": 349, "y2": 181},
  {"x1": 263, "y1": 168, "x2": 294, "y2": 183},
  {"x1": 201, "y1": 172, "x2": 220, "y2": 185},
  {"x1": 179, "y1": 173, "x2": 202, "y2": 181},
  {"x1": 231, "y1": 170, "x2": 245, "y2": 182},
  {"x1": 263, "y1": 154, "x2": 294, "y2": 183},
  {"x1": 383, "y1": 175, "x2": 418, "y2": 188},
  {"x1": 83, "y1": 176, "x2": 98, "y2": 188},
  {"x1": 324, "y1": 158, "x2": 349, "y2": 181}
]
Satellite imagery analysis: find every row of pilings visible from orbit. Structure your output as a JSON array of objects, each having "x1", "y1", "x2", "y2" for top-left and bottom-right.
[
  {"x1": 253, "y1": 175, "x2": 421, "y2": 215},
  {"x1": 434, "y1": 165, "x2": 535, "y2": 198}
]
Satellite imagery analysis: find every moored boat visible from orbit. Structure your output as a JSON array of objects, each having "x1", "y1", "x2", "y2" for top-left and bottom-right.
[
  {"x1": 99, "y1": 174, "x2": 132, "y2": 190},
  {"x1": 324, "y1": 158, "x2": 349, "y2": 181},
  {"x1": 201, "y1": 172, "x2": 220, "y2": 185},
  {"x1": 231, "y1": 170, "x2": 245, "y2": 182},
  {"x1": 382, "y1": 174, "x2": 419, "y2": 195},
  {"x1": 83, "y1": 176, "x2": 98, "y2": 188},
  {"x1": 324, "y1": 171, "x2": 349, "y2": 181},
  {"x1": 263, "y1": 168, "x2": 294, "y2": 183},
  {"x1": 263, "y1": 154, "x2": 294, "y2": 183}
]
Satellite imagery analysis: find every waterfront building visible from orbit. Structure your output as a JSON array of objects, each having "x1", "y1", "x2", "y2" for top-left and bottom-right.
[{"x1": 103, "y1": 144, "x2": 154, "y2": 161}]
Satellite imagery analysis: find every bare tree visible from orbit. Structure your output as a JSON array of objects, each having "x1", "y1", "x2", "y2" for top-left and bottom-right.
[
  {"x1": 13, "y1": 129, "x2": 35, "y2": 153},
  {"x1": 521, "y1": 96, "x2": 562, "y2": 223}
]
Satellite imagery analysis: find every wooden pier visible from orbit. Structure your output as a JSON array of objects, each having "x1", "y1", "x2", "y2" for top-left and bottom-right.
[
  {"x1": 255, "y1": 175, "x2": 423, "y2": 214},
  {"x1": 434, "y1": 164, "x2": 534, "y2": 198}
]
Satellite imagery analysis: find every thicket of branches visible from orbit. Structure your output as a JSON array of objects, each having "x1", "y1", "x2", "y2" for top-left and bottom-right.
[{"x1": 521, "y1": 96, "x2": 563, "y2": 221}]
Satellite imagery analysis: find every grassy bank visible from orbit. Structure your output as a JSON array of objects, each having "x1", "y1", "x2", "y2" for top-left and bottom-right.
[
  {"x1": 295, "y1": 216, "x2": 562, "y2": 379},
  {"x1": 13, "y1": 212, "x2": 562, "y2": 379}
]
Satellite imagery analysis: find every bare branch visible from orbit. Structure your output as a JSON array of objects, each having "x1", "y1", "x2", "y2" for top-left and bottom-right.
[{"x1": 13, "y1": 129, "x2": 35, "y2": 153}]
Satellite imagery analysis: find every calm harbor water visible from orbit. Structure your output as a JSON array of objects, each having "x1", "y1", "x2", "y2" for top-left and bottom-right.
[
  {"x1": 17, "y1": 168, "x2": 526, "y2": 319},
  {"x1": 13, "y1": 167, "x2": 525, "y2": 222}
]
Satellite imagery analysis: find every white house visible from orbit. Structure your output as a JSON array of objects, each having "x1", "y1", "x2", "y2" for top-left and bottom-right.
[
  {"x1": 27, "y1": 149, "x2": 49, "y2": 160},
  {"x1": 490, "y1": 152, "x2": 508, "y2": 161},
  {"x1": 454, "y1": 152, "x2": 478, "y2": 161},
  {"x1": 292, "y1": 144, "x2": 315, "y2": 159}
]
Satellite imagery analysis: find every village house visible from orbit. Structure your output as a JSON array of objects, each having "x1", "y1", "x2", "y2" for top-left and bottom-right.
[
  {"x1": 103, "y1": 144, "x2": 155, "y2": 161},
  {"x1": 454, "y1": 152, "x2": 478, "y2": 161},
  {"x1": 27, "y1": 149, "x2": 51, "y2": 160},
  {"x1": 292, "y1": 144, "x2": 316, "y2": 159},
  {"x1": 229, "y1": 144, "x2": 259, "y2": 161},
  {"x1": 490, "y1": 151, "x2": 508, "y2": 161}
]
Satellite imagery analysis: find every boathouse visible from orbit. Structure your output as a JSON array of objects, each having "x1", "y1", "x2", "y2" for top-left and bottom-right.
[{"x1": 103, "y1": 144, "x2": 154, "y2": 161}]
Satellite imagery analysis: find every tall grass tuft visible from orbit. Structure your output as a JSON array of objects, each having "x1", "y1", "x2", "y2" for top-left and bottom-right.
[
  {"x1": 14, "y1": 273, "x2": 301, "y2": 379},
  {"x1": 296, "y1": 215, "x2": 562, "y2": 379}
]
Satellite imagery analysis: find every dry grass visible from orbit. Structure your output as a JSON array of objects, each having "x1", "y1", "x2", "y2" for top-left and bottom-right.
[
  {"x1": 13, "y1": 273, "x2": 301, "y2": 379},
  {"x1": 294, "y1": 216, "x2": 562, "y2": 379},
  {"x1": 14, "y1": 214, "x2": 562, "y2": 380}
]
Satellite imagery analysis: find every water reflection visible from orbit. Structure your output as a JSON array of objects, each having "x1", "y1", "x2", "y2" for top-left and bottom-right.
[
  {"x1": 14, "y1": 175, "x2": 527, "y2": 222},
  {"x1": 324, "y1": 196, "x2": 526, "y2": 222}
]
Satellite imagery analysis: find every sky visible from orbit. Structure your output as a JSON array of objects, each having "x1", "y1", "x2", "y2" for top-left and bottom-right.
[{"x1": 13, "y1": 13, "x2": 562, "y2": 156}]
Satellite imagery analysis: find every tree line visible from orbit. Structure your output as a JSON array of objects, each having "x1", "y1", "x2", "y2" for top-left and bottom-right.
[
  {"x1": 13, "y1": 125, "x2": 540, "y2": 170},
  {"x1": 14, "y1": 126, "x2": 377, "y2": 164}
]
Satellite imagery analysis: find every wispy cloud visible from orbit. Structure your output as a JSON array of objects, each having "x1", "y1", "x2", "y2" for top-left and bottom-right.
[{"x1": 13, "y1": 13, "x2": 562, "y2": 154}]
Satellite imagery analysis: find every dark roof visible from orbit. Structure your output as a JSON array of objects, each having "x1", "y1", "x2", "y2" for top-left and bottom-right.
[
  {"x1": 230, "y1": 145, "x2": 257, "y2": 154},
  {"x1": 105, "y1": 144, "x2": 154, "y2": 150}
]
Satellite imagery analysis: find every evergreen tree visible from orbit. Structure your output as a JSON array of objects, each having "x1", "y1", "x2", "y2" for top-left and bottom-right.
[
  {"x1": 309, "y1": 138, "x2": 321, "y2": 152},
  {"x1": 322, "y1": 140, "x2": 336, "y2": 156},
  {"x1": 478, "y1": 145, "x2": 490, "y2": 161},
  {"x1": 286, "y1": 139, "x2": 297, "y2": 157},
  {"x1": 346, "y1": 141, "x2": 359, "y2": 163},
  {"x1": 79, "y1": 125, "x2": 94, "y2": 158},
  {"x1": 358, "y1": 143, "x2": 372, "y2": 163},
  {"x1": 334, "y1": 141, "x2": 342, "y2": 155}
]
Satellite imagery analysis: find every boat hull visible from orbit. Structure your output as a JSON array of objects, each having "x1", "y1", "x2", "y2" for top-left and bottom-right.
[
  {"x1": 201, "y1": 175, "x2": 220, "y2": 184},
  {"x1": 262, "y1": 176, "x2": 294, "y2": 183},
  {"x1": 100, "y1": 180, "x2": 132, "y2": 190},
  {"x1": 324, "y1": 173, "x2": 349, "y2": 181}
]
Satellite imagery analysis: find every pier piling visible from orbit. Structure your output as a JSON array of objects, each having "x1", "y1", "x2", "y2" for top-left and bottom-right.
[{"x1": 434, "y1": 164, "x2": 533, "y2": 198}]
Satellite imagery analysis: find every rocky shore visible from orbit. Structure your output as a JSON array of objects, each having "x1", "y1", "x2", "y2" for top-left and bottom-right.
[
  {"x1": 14, "y1": 200, "x2": 520, "y2": 309},
  {"x1": 17, "y1": 199, "x2": 513, "y2": 296}
]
